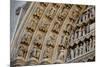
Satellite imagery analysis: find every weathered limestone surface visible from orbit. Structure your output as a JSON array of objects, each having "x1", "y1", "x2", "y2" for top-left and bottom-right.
[{"x1": 10, "y1": 2, "x2": 95, "y2": 67}]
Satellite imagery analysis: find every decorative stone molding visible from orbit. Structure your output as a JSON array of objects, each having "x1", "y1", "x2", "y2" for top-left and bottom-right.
[{"x1": 10, "y1": 2, "x2": 95, "y2": 66}]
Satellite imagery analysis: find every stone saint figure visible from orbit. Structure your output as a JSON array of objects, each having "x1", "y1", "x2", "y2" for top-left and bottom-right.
[{"x1": 58, "y1": 46, "x2": 66, "y2": 61}]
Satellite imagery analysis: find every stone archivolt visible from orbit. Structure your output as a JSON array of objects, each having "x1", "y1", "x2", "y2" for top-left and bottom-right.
[{"x1": 10, "y1": 2, "x2": 95, "y2": 66}]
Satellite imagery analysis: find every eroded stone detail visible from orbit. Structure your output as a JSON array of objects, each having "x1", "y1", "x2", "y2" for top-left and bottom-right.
[{"x1": 10, "y1": 2, "x2": 95, "y2": 66}]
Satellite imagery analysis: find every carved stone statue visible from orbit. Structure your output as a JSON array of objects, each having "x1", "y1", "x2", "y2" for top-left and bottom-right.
[
  {"x1": 17, "y1": 45, "x2": 27, "y2": 58},
  {"x1": 52, "y1": 21, "x2": 62, "y2": 34},
  {"x1": 60, "y1": 36, "x2": 64, "y2": 45},
  {"x1": 77, "y1": 45, "x2": 80, "y2": 56},
  {"x1": 75, "y1": 46, "x2": 78, "y2": 57},
  {"x1": 30, "y1": 45, "x2": 41, "y2": 59},
  {"x1": 52, "y1": 4, "x2": 59, "y2": 8},
  {"x1": 75, "y1": 29, "x2": 79, "y2": 39},
  {"x1": 43, "y1": 34, "x2": 56, "y2": 59},
  {"x1": 76, "y1": 5, "x2": 83, "y2": 11},
  {"x1": 26, "y1": 19, "x2": 37, "y2": 33},
  {"x1": 43, "y1": 45, "x2": 53, "y2": 59},
  {"x1": 39, "y1": 2, "x2": 48, "y2": 8},
  {"x1": 83, "y1": 26, "x2": 86, "y2": 36},
  {"x1": 17, "y1": 48, "x2": 24, "y2": 57},
  {"x1": 39, "y1": 20, "x2": 49, "y2": 33},
  {"x1": 46, "y1": 7, "x2": 56, "y2": 20},
  {"x1": 83, "y1": 42, "x2": 86, "y2": 53},
  {"x1": 80, "y1": 43, "x2": 83, "y2": 55},
  {"x1": 70, "y1": 10, "x2": 79, "y2": 20},
  {"x1": 57, "y1": 6, "x2": 69, "y2": 22},
  {"x1": 93, "y1": 36, "x2": 95, "y2": 49},
  {"x1": 89, "y1": 38, "x2": 93, "y2": 50},
  {"x1": 86, "y1": 40, "x2": 89, "y2": 52},
  {"x1": 71, "y1": 48, "x2": 74, "y2": 59},
  {"x1": 46, "y1": 34, "x2": 56, "y2": 46},
  {"x1": 67, "y1": 48, "x2": 71, "y2": 60},
  {"x1": 64, "y1": 4, "x2": 72, "y2": 9},
  {"x1": 87, "y1": 24, "x2": 90, "y2": 33},
  {"x1": 21, "y1": 33, "x2": 32, "y2": 45},
  {"x1": 58, "y1": 46, "x2": 66, "y2": 61},
  {"x1": 34, "y1": 33, "x2": 43, "y2": 46},
  {"x1": 79, "y1": 28, "x2": 82, "y2": 37},
  {"x1": 33, "y1": 7, "x2": 44, "y2": 20},
  {"x1": 73, "y1": 48, "x2": 76, "y2": 58}
]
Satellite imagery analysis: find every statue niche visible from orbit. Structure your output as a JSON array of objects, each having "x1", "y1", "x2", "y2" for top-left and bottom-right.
[
  {"x1": 67, "y1": 48, "x2": 71, "y2": 60},
  {"x1": 64, "y1": 4, "x2": 72, "y2": 9},
  {"x1": 33, "y1": 32, "x2": 44, "y2": 46},
  {"x1": 43, "y1": 45, "x2": 54, "y2": 59},
  {"x1": 39, "y1": 2, "x2": 48, "y2": 8},
  {"x1": 57, "y1": 45, "x2": 66, "y2": 61},
  {"x1": 57, "y1": 5, "x2": 70, "y2": 22},
  {"x1": 33, "y1": 7, "x2": 44, "y2": 20},
  {"x1": 65, "y1": 24, "x2": 73, "y2": 34},
  {"x1": 20, "y1": 33, "x2": 32, "y2": 46},
  {"x1": 17, "y1": 44, "x2": 28, "y2": 58},
  {"x1": 26, "y1": 19, "x2": 37, "y2": 33},
  {"x1": 52, "y1": 3, "x2": 60, "y2": 9},
  {"x1": 52, "y1": 21, "x2": 62, "y2": 34},
  {"x1": 29, "y1": 32, "x2": 43, "y2": 59},
  {"x1": 39, "y1": 19, "x2": 50, "y2": 33},
  {"x1": 30, "y1": 44, "x2": 41, "y2": 59},
  {"x1": 70, "y1": 9, "x2": 79, "y2": 20},
  {"x1": 43, "y1": 34, "x2": 56, "y2": 59},
  {"x1": 76, "y1": 5, "x2": 83, "y2": 11},
  {"x1": 93, "y1": 36, "x2": 95, "y2": 49},
  {"x1": 45, "y1": 7, "x2": 56, "y2": 20},
  {"x1": 79, "y1": 42, "x2": 83, "y2": 55}
]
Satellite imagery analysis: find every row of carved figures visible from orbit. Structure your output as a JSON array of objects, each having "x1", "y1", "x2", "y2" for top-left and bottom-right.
[
  {"x1": 11, "y1": 4, "x2": 95, "y2": 66},
  {"x1": 70, "y1": 21, "x2": 95, "y2": 42},
  {"x1": 70, "y1": 6, "x2": 95, "y2": 42},
  {"x1": 16, "y1": 4, "x2": 84, "y2": 60},
  {"x1": 67, "y1": 35, "x2": 95, "y2": 60},
  {"x1": 28, "y1": 4, "x2": 73, "y2": 61},
  {"x1": 16, "y1": 2, "x2": 49, "y2": 59},
  {"x1": 67, "y1": 6, "x2": 95, "y2": 61},
  {"x1": 78, "y1": 6, "x2": 95, "y2": 24}
]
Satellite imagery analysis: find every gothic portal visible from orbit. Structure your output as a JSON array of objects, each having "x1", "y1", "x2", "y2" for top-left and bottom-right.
[{"x1": 10, "y1": 1, "x2": 95, "y2": 67}]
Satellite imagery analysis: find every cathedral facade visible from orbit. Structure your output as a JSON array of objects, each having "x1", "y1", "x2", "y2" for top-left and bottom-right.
[{"x1": 10, "y1": 2, "x2": 95, "y2": 67}]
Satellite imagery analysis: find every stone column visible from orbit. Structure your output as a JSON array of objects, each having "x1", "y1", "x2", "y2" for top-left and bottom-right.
[
  {"x1": 77, "y1": 29, "x2": 79, "y2": 38},
  {"x1": 83, "y1": 41, "x2": 86, "y2": 54},
  {"x1": 81, "y1": 28, "x2": 83, "y2": 36},
  {"x1": 93, "y1": 36, "x2": 95, "y2": 49},
  {"x1": 71, "y1": 48, "x2": 74, "y2": 59},
  {"x1": 82, "y1": 14, "x2": 85, "y2": 22},
  {"x1": 85, "y1": 12, "x2": 88, "y2": 22},
  {"x1": 79, "y1": 28, "x2": 81, "y2": 37},
  {"x1": 75, "y1": 45, "x2": 78, "y2": 58},
  {"x1": 89, "y1": 38, "x2": 93, "y2": 50},
  {"x1": 80, "y1": 15, "x2": 83, "y2": 23},
  {"x1": 90, "y1": 7, "x2": 95, "y2": 19},
  {"x1": 80, "y1": 43, "x2": 83, "y2": 55},
  {"x1": 79, "y1": 45, "x2": 81, "y2": 56},
  {"x1": 71, "y1": 33, "x2": 74, "y2": 43},
  {"x1": 67, "y1": 48, "x2": 71, "y2": 60},
  {"x1": 75, "y1": 29, "x2": 79, "y2": 39},
  {"x1": 75, "y1": 31, "x2": 77, "y2": 39},
  {"x1": 87, "y1": 24, "x2": 90, "y2": 33},
  {"x1": 86, "y1": 40, "x2": 89, "y2": 52},
  {"x1": 83, "y1": 26, "x2": 85, "y2": 36},
  {"x1": 77, "y1": 45, "x2": 80, "y2": 56},
  {"x1": 73, "y1": 48, "x2": 75, "y2": 58}
]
